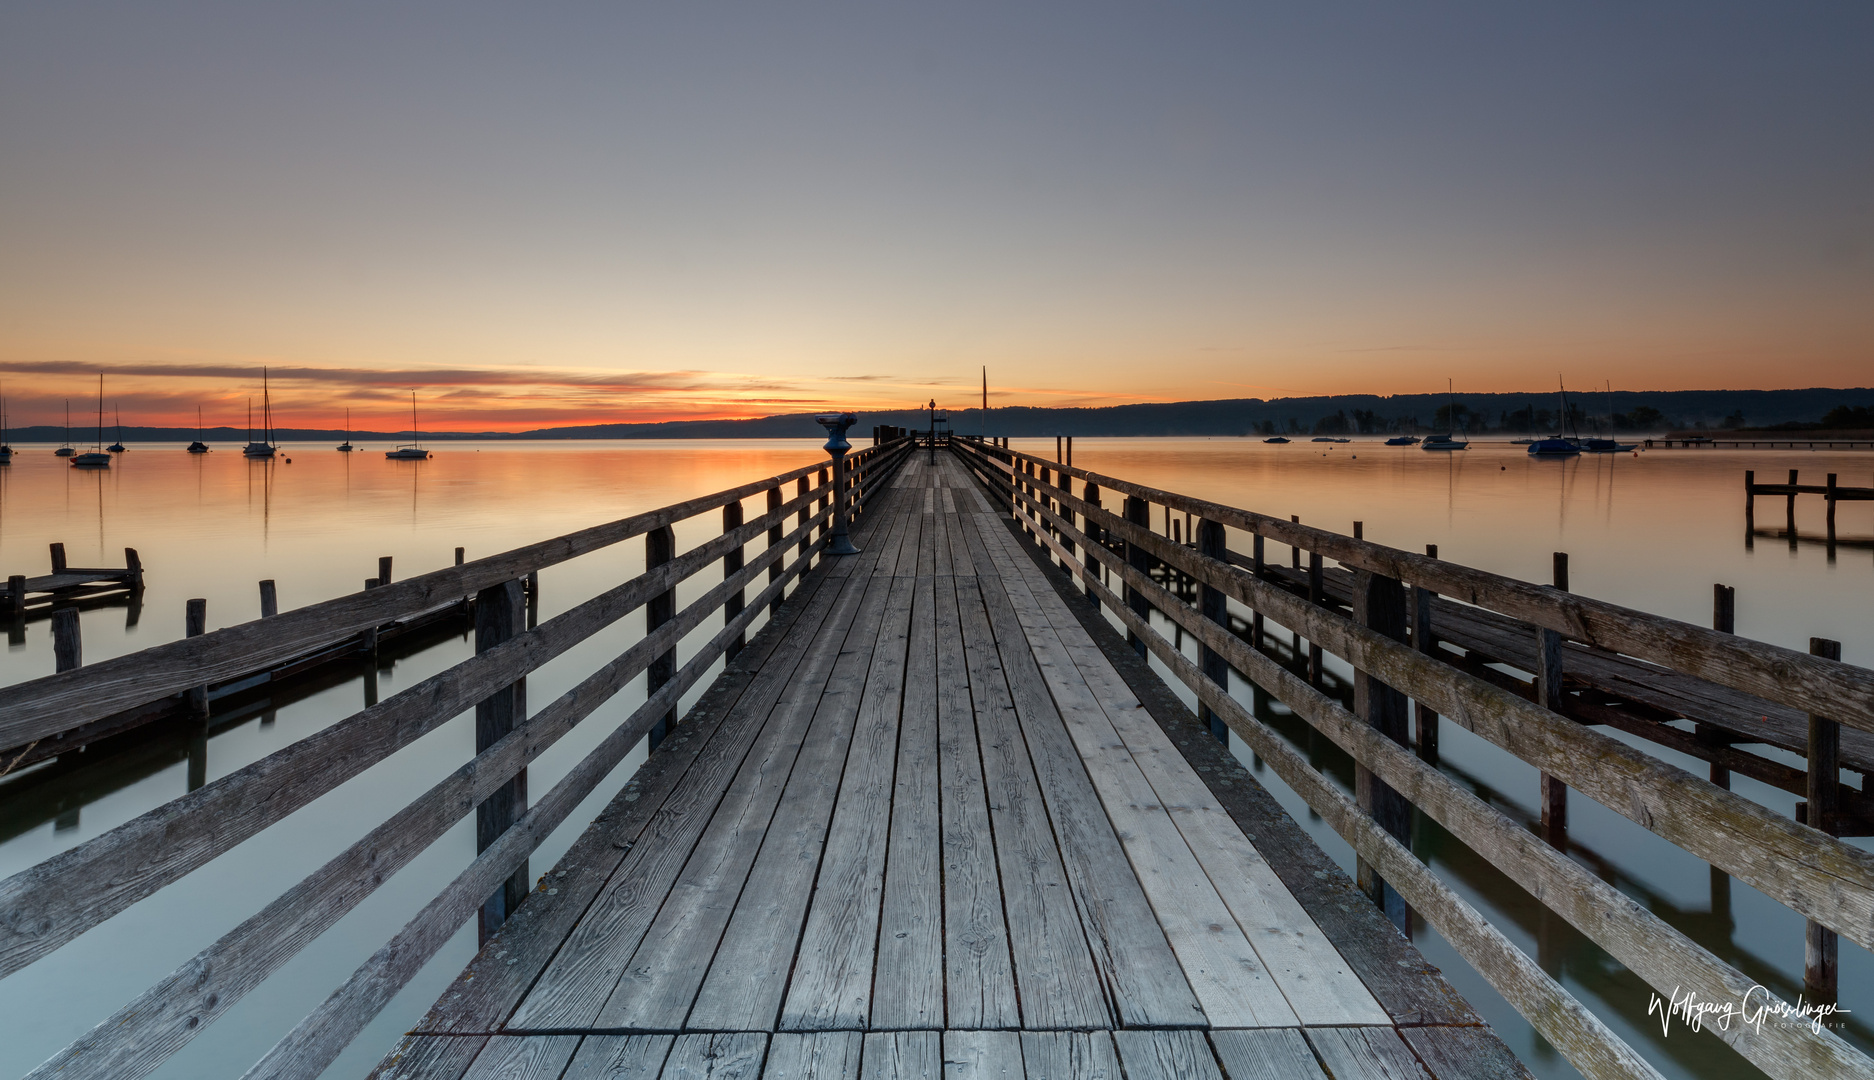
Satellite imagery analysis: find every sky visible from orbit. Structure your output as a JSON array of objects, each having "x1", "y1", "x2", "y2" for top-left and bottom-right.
[{"x1": 1, "y1": 2, "x2": 1870, "y2": 431}]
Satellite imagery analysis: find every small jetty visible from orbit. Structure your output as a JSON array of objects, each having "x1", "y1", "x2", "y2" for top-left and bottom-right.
[
  {"x1": 2, "y1": 544, "x2": 143, "y2": 618},
  {"x1": 2, "y1": 431, "x2": 1870, "y2": 1080}
]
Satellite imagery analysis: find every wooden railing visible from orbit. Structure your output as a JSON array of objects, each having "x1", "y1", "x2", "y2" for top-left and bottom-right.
[
  {"x1": 952, "y1": 436, "x2": 1873, "y2": 1080},
  {"x1": 0, "y1": 435, "x2": 912, "y2": 1080}
]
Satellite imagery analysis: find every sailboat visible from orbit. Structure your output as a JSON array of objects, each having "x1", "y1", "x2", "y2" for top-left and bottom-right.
[
  {"x1": 1580, "y1": 380, "x2": 1637, "y2": 453},
  {"x1": 72, "y1": 374, "x2": 112, "y2": 467},
  {"x1": 1527, "y1": 377, "x2": 1582, "y2": 457},
  {"x1": 337, "y1": 407, "x2": 355, "y2": 452},
  {"x1": 1421, "y1": 379, "x2": 1470, "y2": 450},
  {"x1": 55, "y1": 401, "x2": 76, "y2": 456},
  {"x1": 243, "y1": 368, "x2": 278, "y2": 458},
  {"x1": 188, "y1": 405, "x2": 210, "y2": 453},
  {"x1": 108, "y1": 406, "x2": 127, "y2": 452},
  {"x1": 0, "y1": 387, "x2": 13, "y2": 463},
  {"x1": 385, "y1": 392, "x2": 431, "y2": 459}
]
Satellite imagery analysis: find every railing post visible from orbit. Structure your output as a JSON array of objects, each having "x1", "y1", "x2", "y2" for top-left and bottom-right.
[
  {"x1": 1289, "y1": 516, "x2": 1301, "y2": 569},
  {"x1": 767, "y1": 486, "x2": 785, "y2": 615},
  {"x1": 646, "y1": 526, "x2": 677, "y2": 750},
  {"x1": 1084, "y1": 482, "x2": 1102, "y2": 608},
  {"x1": 724, "y1": 499, "x2": 746, "y2": 659},
  {"x1": 1806, "y1": 635, "x2": 1842, "y2": 1010},
  {"x1": 797, "y1": 476, "x2": 812, "y2": 558},
  {"x1": 1413, "y1": 543, "x2": 1440, "y2": 764},
  {"x1": 473, "y1": 576, "x2": 527, "y2": 945},
  {"x1": 1538, "y1": 553, "x2": 1569, "y2": 847},
  {"x1": 1704, "y1": 584, "x2": 1737, "y2": 788},
  {"x1": 1250, "y1": 534, "x2": 1265, "y2": 649},
  {"x1": 1306, "y1": 551, "x2": 1324, "y2": 687},
  {"x1": 1354, "y1": 568, "x2": 1412, "y2": 931},
  {"x1": 815, "y1": 412, "x2": 860, "y2": 556},
  {"x1": 1197, "y1": 519, "x2": 1230, "y2": 744},
  {"x1": 1124, "y1": 495, "x2": 1152, "y2": 657}
]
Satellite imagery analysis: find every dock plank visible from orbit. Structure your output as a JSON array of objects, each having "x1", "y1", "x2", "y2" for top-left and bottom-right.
[
  {"x1": 563, "y1": 1035, "x2": 675, "y2": 1079},
  {"x1": 1017, "y1": 1032, "x2": 1119, "y2": 1080},
  {"x1": 461, "y1": 1035, "x2": 585, "y2": 1079},
  {"x1": 1209, "y1": 1029, "x2": 1327, "y2": 1080},
  {"x1": 1304, "y1": 1027, "x2": 1433, "y2": 1080},
  {"x1": 660, "y1": 1033, "x2": 768, "y2": 1079},
  {"x1": 941, "y1": 1030, "x2": 1023, "y2": 1079},
  {"x1": 859, "y1": 1032, "x2": 941, "y2": 1080},
  {"x1": 1111, "y1": 1029, "x2": 1224, "y2": 1080},
  {"x1": 762, "y1": 1032, "x2": 863, "y2": 1080}
]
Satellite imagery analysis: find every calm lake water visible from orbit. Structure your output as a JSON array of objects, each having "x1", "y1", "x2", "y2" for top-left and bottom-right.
[{"x1": 1, "y1": 437, "x2": 1869, "y2": 1079}]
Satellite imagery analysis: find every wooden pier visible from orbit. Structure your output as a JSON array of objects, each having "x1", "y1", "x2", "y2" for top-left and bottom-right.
[
  {"x1": 2, "y1": 543, "x2": 143, "y2": 617},
  {"x1": 3, "y1": 432, "x2": 1871, "y2": 1080}
]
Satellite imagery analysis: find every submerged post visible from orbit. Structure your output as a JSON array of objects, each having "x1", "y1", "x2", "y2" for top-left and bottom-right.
[{"x1": 816, "y1": 412, "x2": 860, "y2": 556}]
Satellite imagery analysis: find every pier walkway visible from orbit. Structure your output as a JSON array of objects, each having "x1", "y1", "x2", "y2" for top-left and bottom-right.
[{"x1": 374, "y1": 453, "x2": 1513, "y2": 1080}]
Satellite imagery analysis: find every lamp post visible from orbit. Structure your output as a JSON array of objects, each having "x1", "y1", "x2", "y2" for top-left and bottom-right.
[
  {"x1": 927, "y1": 399, "x2": 937, "y2": 462},
  {"x1": 815, "y1": 411, "x2": 861, "y2": 556}
]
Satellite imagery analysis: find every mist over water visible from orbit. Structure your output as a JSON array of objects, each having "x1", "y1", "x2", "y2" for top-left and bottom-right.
[{"x1": 0, "y1": 437, "x2": 1869, "y2": 1079}]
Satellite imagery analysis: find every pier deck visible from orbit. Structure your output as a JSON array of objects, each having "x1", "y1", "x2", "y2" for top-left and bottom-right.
[{"x1": 374, "y1": 453, "x2": 1517, "y2": 1080}]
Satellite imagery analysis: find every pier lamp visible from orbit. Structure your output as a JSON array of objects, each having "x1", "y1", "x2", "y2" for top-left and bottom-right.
[{"x1": 815, "y1": 411, "x2": 862, "y2": 556}]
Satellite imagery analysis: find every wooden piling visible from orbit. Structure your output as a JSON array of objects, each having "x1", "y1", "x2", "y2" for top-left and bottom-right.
[
  {"x1": 50, "y1": 543, "x2": 67, "y2": 575},
  {"x1": 1705, "y1": 585, "x2": 1737, "y2": 789},
  {"x1": 474, "y1": 577, "x2": 528, "y2": 945},
  {"x1": 1354, "y1": 567, "x2": 1412, "y2": 931},
  {"x1": 1307, "y1": 551, "x2": 1324, "y2": 687},
  {"x1": 1538, "y1": 553, "x2": 1568, "y2": 846},
  {"x1": 378, "y1": 556, "x2": 393, "y2": 586},
  {"x1": 184, "y1": 598, "x2": 208, "y2": 714},
  {"x1": 767, "y1": 486, "x2": 785, "y2": 615},
  {"x1": 455, "y1": 546, "x2": 465, "y2": 567},
  {"x1": 1290, "y1": 515, "x2": 1301, "y2": 569},
  {"x1": 723, "y1": 500, "x2": 746, "y2": 659},
  {"x1": 1197, "y1": 518, "x2": 1230, "y2": 744},
  {"x1": 259, "y1": 580, "x2": 278, "y2": 619},
  {"x1": 52, "y1": 607, "x2": 81, "y2": 672},
  {"x1": 1413, "y1": 543, "x2": 1440, "y2": 764},
  {"x1": 646, "y1": 525, "x2": 677, "y2": 750},
  {"x1": 1065, "y1": 435, "x2": 1072, "y2": 466},
  {"x1": 1123, "y1": 495, "x2": 1152, "y2": 657},
  {"x1": 1826, "y1": 473, "x2": 1838, "y2": 540},
  {"x1": 1806, "y1": 636, "x2": 1842, "y2": 1009},
  {"x1": 1250, "y1": 534, "x2": 1266, "y2": 649},
  {"x1": 6, "y1": 575, "x2": 24, "y2": 613}
]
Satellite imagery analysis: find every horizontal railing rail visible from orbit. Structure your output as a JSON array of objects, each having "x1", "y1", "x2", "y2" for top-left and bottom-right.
[
  {"x1": 2, "y1": 435, "x2": 914, "y2": 1080},
  {"x1": 951, "y1": 437, "x2": 1872, "y2": 1080}
]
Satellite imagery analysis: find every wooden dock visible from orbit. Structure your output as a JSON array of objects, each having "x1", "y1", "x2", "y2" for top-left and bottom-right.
[
  {"x1": 2, "y1": 543, "x2": 143, "y2": 617},
  {"x1": 5, "y1": 431, "x2": 1872, "y2": 1080},
  {"x1": 371, "y1": 452, "x2": 1508, "y2": 1080}
]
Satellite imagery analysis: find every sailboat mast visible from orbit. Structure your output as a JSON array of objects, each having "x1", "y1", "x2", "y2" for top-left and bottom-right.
[
  {"x1": 411, "y1": 391, "x2": 418, "y2": 448},
  {"x1": 96, "y1": 373, "x2": 104, "y2": 450}
]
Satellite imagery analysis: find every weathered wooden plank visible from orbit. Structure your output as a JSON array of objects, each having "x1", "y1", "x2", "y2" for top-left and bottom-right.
[
  {"x1": 965, "y1": 520, "x2": 1204, "y2": 1029},
  {"x1": 507, "y1": 552, "x2": 876, "y2": 1030},
  {"x1": 562, "y1": 1035, "x2": 676, "y2": 1079},
  {"x1": 869, "y1": 572, "x2": 945, "y2": 1030},
  {"x1": 772, "y1": 569, "x2": 916, "y2": 1030},
  {"x1": 981, "y1": 520, "x2": 1387, "y2": 1028},
  {"x1": 1208, "y1": 1029, "x2": 1326, "y2": 1080},
  {"x1": 1017, "y1": 1032, "x2": 1118, "y2": 1080},
  {"x1": 368, "y1": 1036, "x2": 489, "y2": 1080},
  {"x1": 941, "y1": 1031, "x2": 1023, "y2": 1079},
  {"x1": 460, "y1": 1035, "x2": 586, "y2": 1079},
  {"x1": 660, "y1": 1033, "x2": 767, "y2": 1080},
  {"x1": 859, "y1": 1032, "x2": 940, "y2": 1080},
  {"x1": 1304, "y1": 1027, "x2": 1432, "y2": 1080},
  {"x1": 1111, "y1": 1030, "x2": 1223, "y2": 1080},
  {"x1": 953, "y1": 575, "x2": 1110, "y2": 1030},
  {"x1": 684, "y1": 514, "x2": 914, "y2": 1031},
  {"x1": 762, "y1": 1033, "x2": 862, "y2": 1080},
  {"x1": 934, "y1": 574, "x2": 1019, "y2": 1029},
  {"x1": 1396, "y1": 1027, "x2": 1533, "y2": 1080},
  {"x1": 412, "y1": 549, "x2": 852, "y2": 1036},
  {"x1": 981, "y1": 544, "x2": 1304, "y2": 1027}
]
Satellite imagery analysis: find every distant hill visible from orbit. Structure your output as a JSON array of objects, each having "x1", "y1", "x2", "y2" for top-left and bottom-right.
[{"x1": 6, "y1": 387, "x2": 1870, "y2": 443}]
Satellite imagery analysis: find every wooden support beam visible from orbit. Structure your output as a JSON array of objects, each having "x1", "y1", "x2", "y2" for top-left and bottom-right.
[
  {"x1": 767, "y1": 486, "x2": 785, "y2": 615},
  {"x1": 723, "y1": 500, "x2": 746, "y2": 659},
  {"x1": 1539, "y1": 555, "x2": 1569, "y2": 847},
  {"x1": 646, "y1": 525, "x2": 677, "y2": 749},
  {"x1": 1124, "y1": 495, "x2": 1152, "y2": 657},
  {"x1": 50, "y1": 543, "x2": 67, "y2": 574},
  {"x1": 1197, "y1": 518, "x2": 1229, "y2": 744},
  {"x1": 474, "y1": 577, "x2": 527, "y2": 945},
  {"x1": 378, "y1": 556, "x2": 393, "y2": 586},
  {"x1": 1414, "y1": 543, "x2": 1440, "y2": 765},
  {"x1": 1250, "y1": 534, "x2": 1266, "y2": 649},
  {"x1": 1354, "y1": 567, "x2": 1412, "y2": 931},
  {"x1": 185, "y1": 599, "x2": 208, "y2": 714},
  {"x1": 1807, "y1": 635, "x2": 1842, "y2": 1010},
  {"x1": 1307, "y1": 552, "x2": 1324, "y2": 687},
  {"x1": 1083, "y1": 482, "x2": 1102, "y2": 609}
]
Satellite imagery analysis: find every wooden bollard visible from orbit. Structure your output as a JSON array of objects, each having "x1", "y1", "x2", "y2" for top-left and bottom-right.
[
  {"x1": 361, "y1": 578, "x2": 380, "y2": 657},
  {"x1": 1065, "y1": 436, "x2": 1072, "y2": 466},
  {"x1": 1055, "y1": 435, "x2": 1062, "y2": 463},
  {"x1": 1744, "y1": 470, "x2": 1755, "y2": 523},
  {"x1": 767, "y1": 486, "x2": 785, "y2": 615},
  {"x1": 1413, "y1": 543, "x2": 1440, "y2": 764},
  {"x1": 646, "y1": 526, "x2": 677, "y2": 749},
  {"x1": 455, "y1": 546, "x2": 465, "y2": 566},
  {"x1": 1306, "y1": 552, "x2": 1323, "y2": 687},
  {"x1": 52, "y1": 607, "x2": 82, "y2": 672},
  {"x1": 1786, "y1": 468, "x2": 1800, "y2": 537},
  {"x1": 50, "y1": 542, "x2": 67, "y2": 574},
  {"x1": 185, "y1": 599, "x2": 208, "y2": 713},
  {"x1": 474, "y1": 577, "x2": 528, "y2": 945},
  {"x1": 723, "y1": 500, "x2": 746, "y2": 660},
  {"x1": 1354, "y1": 566, "x2": 1412, "y2": 931},
  {"x1": 259, "y1": 580, "x2": 278, "y2": 619},
  {"x1": 124, "y1": 548, "x2": 144, "y2": 587},
  {"x1": 1197, "y1": 519, "x2": 1230, "y2": 744},
  {"x1": 1537, "y1": 553, "x2": 1568, "y2": 846},
  {"x1": 1353, "y1": 521, "x2": 1363, "y2": 540},
  {"x1": 6, "y1": 575, "x2": 24, "y2": 613},
  {"x1": 1123, "y1": 495, "x2": 1152, "y2": 658},
  {"x1": 1805, "y1": 636, "x2": 1843, "y2": 1009},
  {"x1": 378, "y1": 555, "x2": 393, "y2": 586},
  {"x1": 1826, "y1": 473, "x2": 1838, "y2": 538}
]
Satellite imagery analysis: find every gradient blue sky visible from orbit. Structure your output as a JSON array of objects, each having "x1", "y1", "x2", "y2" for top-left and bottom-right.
[{"x1": 2, "y1": 3, "x2": 1869, "y2": 428}]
